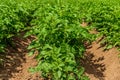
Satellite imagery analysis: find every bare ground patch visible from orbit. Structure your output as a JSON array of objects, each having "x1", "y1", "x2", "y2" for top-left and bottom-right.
[
  {"x1": 82, "y1": 39, "x2": 120, "y2": 80},
  {"x1": 0, "y1": 32, "x2": 43, "y2": 80}
]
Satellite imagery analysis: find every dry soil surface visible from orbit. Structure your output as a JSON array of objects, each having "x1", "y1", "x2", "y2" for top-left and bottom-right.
[
  {"x1": 82, "y1": 38, "x2": 120, "y2": 80},
  {"x1": 0, "y1": 33, "x2": 43, "y2": 80}
]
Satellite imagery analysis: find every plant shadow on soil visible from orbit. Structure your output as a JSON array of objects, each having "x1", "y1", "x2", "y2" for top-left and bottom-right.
[
  {"x1": 0, "y1": 32, "x2": 36, "y2": 80},
  {"x1": 81, "y1": 38, "x2": 106, "y2": 80},
  {"x1": 81, "y1": 52, "x2": 106, "y2": 80}
]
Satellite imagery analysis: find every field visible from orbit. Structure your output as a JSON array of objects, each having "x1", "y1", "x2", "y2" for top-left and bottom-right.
[{"x1": 0, "y1": 0, "x2": 120, "y2": 80}]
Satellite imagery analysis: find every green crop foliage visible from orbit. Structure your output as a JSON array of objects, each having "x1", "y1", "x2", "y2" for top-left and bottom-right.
[
  {"x1": 0, "y1": 0, "x2": 120, "y2": 79},
  {"x1": 0, "y1": 0, "x2": 40, "y2": 52},
  {"x1": 0, "y1": 0, "x2": 24, "y2": 51},
  {"x1": 26, "y1": 1, "x2": 95, "y2": 80},
  {"x1": 78, "y1": 1, "x2": 120, "y2": 49}
]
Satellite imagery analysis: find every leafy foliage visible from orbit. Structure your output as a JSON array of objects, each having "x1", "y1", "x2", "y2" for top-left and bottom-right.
[
  {"x1": 27, "y1": 2, "x2": 94, "y2": 80},
  {"x1": 78, "y1": 1, "x2": 120, "y2": 49},
  {"x1": 0, "y1": 0, "x2": 39, "y2": 52},
  {"x1": 0, "y1": 0, "x2": 120, "y2": 80}
]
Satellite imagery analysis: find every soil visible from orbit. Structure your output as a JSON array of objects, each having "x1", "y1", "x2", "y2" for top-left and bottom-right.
[
  {"x1": 0, "y1": 32, "x2": 43, "y2": 80},
  {"x1": 82, "y1": 38, "x2": 120, "y2": 80},
  {"x1": 0, "y1": 32, "x2": 120, "y2": 80}
]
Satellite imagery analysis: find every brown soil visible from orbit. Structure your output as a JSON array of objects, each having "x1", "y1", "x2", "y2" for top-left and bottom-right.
[
  {"x1": 82, "y1": 38, "x2": 120, "y2": 80},
  {"x1": 0, "y1": 32, "x2": 43, "y2": 80},
  {"x1": 81, "y1": 22, "x2": 120, "y2": 80}
]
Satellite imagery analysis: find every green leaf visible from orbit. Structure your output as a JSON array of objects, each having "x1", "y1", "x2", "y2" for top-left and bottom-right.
[
  {"x1": 106, "y1": 45, "x2": 113, "y2": 49},
  {"x1": 58, "y1": 70, "x2": 62, "y2": 78},
  {"x1": 28, "y1": 50, "x2": 35, "y2": 56}
]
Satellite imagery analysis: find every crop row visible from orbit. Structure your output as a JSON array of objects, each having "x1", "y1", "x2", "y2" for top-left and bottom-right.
[{"x1": 0, "y1": 0, "x2": 120, "y2": 80}]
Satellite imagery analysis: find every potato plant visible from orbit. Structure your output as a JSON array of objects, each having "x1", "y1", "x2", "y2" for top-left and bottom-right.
[
  {"x1": 0, "y1": 0, "x2": 120, "y2": 80},
  {"x1": 78, "y1": 1, "x2": 120, "y2": 49},
  {"x1": 26, "y1": 1, "x2": 95, "y2": 80}
]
